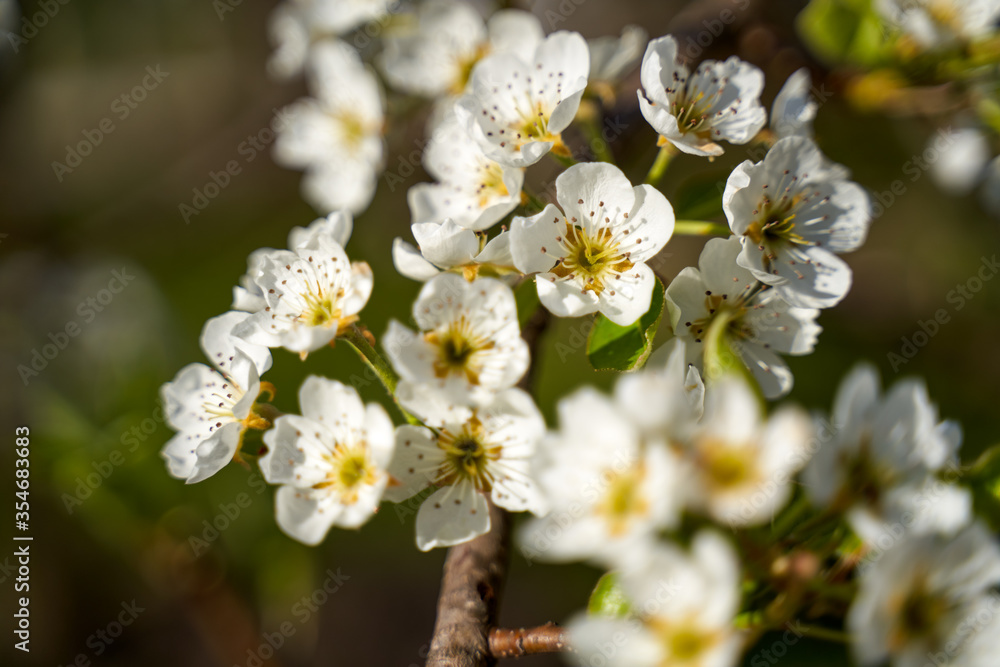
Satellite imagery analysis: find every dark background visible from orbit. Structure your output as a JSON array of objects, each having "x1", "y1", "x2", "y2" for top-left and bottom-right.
[{"x1": 1, "y1": 0, "x2": 998, "y2": 665}]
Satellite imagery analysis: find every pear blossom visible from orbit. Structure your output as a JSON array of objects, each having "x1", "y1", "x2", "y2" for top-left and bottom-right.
[
  {"x1": 666, "y1": 236, "x2": 822, "y2": 398},
  {"x1": 456, "y1": 30, "x2": 590, "y2": 167},
  {"x1": 273, "y1": 39, "x2": 384, "y2": 214},
  {"x1": 379, "y1": 0, "x2": 544, "y2": 98},
  {"x1": 613, "y1": 339, "x2": 705, "y2": 445},
  {"x1": 510, "y1": 162, "x2": 675, "y2": 325},
  {"x1": 724, "y1": 136, "x2": 872, "y2": 308},
  {"x1": 771, "y1": 68, "x2": 818, "y2": 139},
  {"x1": 876, "y1": 0, "x2": 1000, "y2": 49},
  {"x1": 849, "y1": 523, "x2": 1000, "y2": 667},
  {"x1": 266, "y1": 4, "x2": 311, "y2": 79},
  {"x1": 233, "y1": 234, "x2": 373, "y2": 356},
  {"x1": 568, "y1": 532, "x2": 744, "y2": 667},
  {"x1": 682, "y1": 376, "x2": 812, "y2": 527},
  {"x1": 638, "y1": 35, "x2": 766, "y2": 157},
  {"x1": 587, "y1": 25, "x2": 648, "y2": 104},
  {"x1": 407, "y1": 110, "x2": 524, "y2": 230},
  {"x1": 392, "y1": 221, "x2": 516, "y2": 282},
  {"x1": 519, "y1": 387, "x2": 682, "y2": 566},
  {"x1": 803, "y1": 363, "x2": 969, "y2": 542},
  {"x1": 386, "y1": 387, "x2": 546, "y2": 551},
  {"x1": 383, "y1": 273, "x2": 528, "y2": 404},
  {"x1": 233, "y1": 210, "x2": 354, "y2": 312},
  {"x1": 259, "y1": 377, "x2": 394, "y2": 545},
  {"x1": 161, "y1": 312, "x2": 273, "y2": 484}
]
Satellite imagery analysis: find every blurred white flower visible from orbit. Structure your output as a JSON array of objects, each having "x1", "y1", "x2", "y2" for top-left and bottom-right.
[
  {"x1": 613, "y1": 338, "x2": 704, "y2": 444},
  {"x1": 849, "y1": 523, "x2": 1000, "y2": 667},
  {"x1": 569, "y1": 532, "x2": 744, "y2": 667},
  {"x1": 666, "y1": 236, "x2": 822, "y2": 399},
  {"x1": 510, "y1": 162, "x2": 674, "y2": 325},
  {"x1": 386, "y1": 387, "x2": 546, "y2": 550},
  {"x1": 274, "y1": 39, "x2": 384, "y2": 215},
  {"x1": 638, "y1": 35, "x2": 766, "y2": 156},
  {"x1": 724, "y1": 136, "x2": 872, "y2": 308},
  {"x1": 259, "y1": 377, "x2": 394, "y2": 545},
  {"x1": 877, "y1": 0, "x2": 1000, "y2": 49},
  {"x1": 519, "y1": 387, "x2": 682, "y2": 566},
  {"x1": 771, "y1": 68, "x2": 818, "y2": 139},
  {"x1": 407, "y1": 110, "x2": 524, "y2": 230},
  {"x1": 233, "y1": 210, "x2": 354, "y2": 313},
  {"x1": 930, "y1": 126, "x2": 990, "y2": 195},
  {"x1": 456, "y1": 30, "x2": 590, "y2": 167},
  {"x1": 682, "y1": 376, "x2": 812, "y2": 527},
  {"x1": 383, "y1": 274, "x2": 529, "y2": 405},
  {"x1": 392, "y1": 221, "x2": 516, "y2": 282},
  {"x1": 587, "y1": 25, "x2": 648, "y2": 103},
  {"x1": 803, "y1": 363, "x2": 969, "y2": 542},
  {"x1": 161, "y1": 312, "x2": 273, "y2": 484},
  {"x1": 233, "y1": 235, "x2": 373, "y2": 356},
  {"x1": 380, "y1": 0, "x2": 543, "y2": 97}
]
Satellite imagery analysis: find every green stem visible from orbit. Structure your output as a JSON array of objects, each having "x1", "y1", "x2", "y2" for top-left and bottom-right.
[
  {"x1": 582, "y1": 118, "x2": 616, "y2": 164},
  {"x1": 521, "y1": 189, "x2": 546, "y2": 212},
  {"x1": 341, "y1": 325, "x2": 420, "y2": 425},
  {"x1": 673, "y1": 220, "x2": 731, "y2": 236},
  {"x1": 793, "y1": 625, "x2": 850, "y2": 643},
  {"x1": 548, "y1": 150, "x2": 577, "y2": 168},
  {"x1": 771, "y1": 494, "x2": 812, "y2": 539},
  {"x1": 644, "y1": 144, "x2": 675, "y2": 186}
]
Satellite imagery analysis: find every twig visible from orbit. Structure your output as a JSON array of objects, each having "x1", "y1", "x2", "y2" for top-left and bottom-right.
[
  {"x1": 425, "y1": 500, "x2": 511, "y2": 667},
  {"x1": 488, "y1": 623, "x2": 570, "y2": 659}
]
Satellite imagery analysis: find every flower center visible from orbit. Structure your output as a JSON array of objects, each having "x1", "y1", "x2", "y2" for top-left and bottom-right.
[
  {"x1": 550, "y1": 222, "x2": 634, "y2": 295},
  {"x1": 699, "y1": 439, "x2": 756, "y2": 490},
  {"x1": 476, "y1": 162, "x2": 509, "y2": 207},
  {"x1": 451, "y1": 43, "x2": 490, "y2": 95},
  {"x1": 891, "y1": 580, "x2": 948, "y2": 648},
  {"x1": 305, "y1": 292, "x2": 344, "y2": 327},
  {"x1": 648, "y1": 620, "x2": 721, "y2": 663},
  {"x1": 424, "y1": 317, "x2": 494, "y2": 384},
  {"x1": 687, "y1": 293, "x2": 752, "y2": 345},
  {"x1": 436, "y1": 418, "x2": 500, "y2": 491},
  {"x1": 597, "y1": 466, "x2": 649, "y2": 535},
  {"x1": 315, "y1": 445, "x2": 376, "y2": 504}
]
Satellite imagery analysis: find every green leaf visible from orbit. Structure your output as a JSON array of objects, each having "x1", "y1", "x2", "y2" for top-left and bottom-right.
[
  {"x1": 797, "y1": 0, "x2": 887, "y2": 67},
  {"x1": 514, "y1": 277, "x2": 541, "y2": 329},
  {"x1": 586, "y1": 278, "x2": 664, "y2": 371},
  {"x1": 967, "y1": 445, "x2": 1000, "y2": 530},
  {"x1": 587, "y1": 573, "x2": 632, "y2": 618}
]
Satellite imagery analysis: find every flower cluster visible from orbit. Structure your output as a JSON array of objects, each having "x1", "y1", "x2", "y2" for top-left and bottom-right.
[{"x1": 156, "y1": 2, "x2": 1000, "y2": 666}]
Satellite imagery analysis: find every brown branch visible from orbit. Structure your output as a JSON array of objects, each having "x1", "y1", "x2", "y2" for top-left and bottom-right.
[
  {"x1": 425, "y1": 500, "x2": 511, "y2": 666},
  {"x1": 488, "y1": 623, "x2": 570, "y2": 659}
]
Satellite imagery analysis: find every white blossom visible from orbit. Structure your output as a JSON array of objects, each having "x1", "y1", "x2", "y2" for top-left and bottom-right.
[
  {"x1": 569, "y1": 532, "x2": 744, "y2": 667},
  {"x1": 587, "y1": 25, "x2": 648, "y2": 103},
  {"x1": 803, "y1": 363, "x2": 969, "y2": 542},
  {"x1": 392, "y1": 221, "x2": 516, "y2": 282},
  {"x1": 456, "y1": 30, "x2": 590, "y2": 167},
  {"x1": 386, "y1": 387, "x2": 546, "y2": 551},
  {"x1": 234, "y1": 234, "x2": 373, "y2": 356},
  {"x1": 930, "y1": 126, "x2": 990, "y2": 195},
  {"x1": 849, "y1": 523, "x2": 1000, "y2": 667},
  {"x1": 383, "y1": 273, "x2": 528, "y2": 405},
  {"x1": 274, "y1": 39, "x2": 384, "y2": 215},
  {"x1": 771, "y1": 68, "x2": 818, "y2": 139},
  {"x1": 877, "y1": 0, "x2": 1000, "y2": 49},
  {"x1": 259, "y1": 376, "x2": 394, "y2": 545},
  {"x1": 519, "y1": 387, "x2": 682, "y2": 566},
  {"x1": 510, "y1": 162, "x2": 674, "y2": 325},
  {"x1": 666, "y1": 236, "x2": 821, "y2": 399},
  {"x1": 407, "y1": 110, "x2": 524, "y2": 230},
  {"x1": 161, "y1": 312, "x2": 273, "y2": 484},
  {"x1": 724, "y1": 136, "x2": 872, "y2": 308},
  {"x1": 638, "y1": 35, "x2": 766, "y2": 156},
  {"x1": 682, "y1": 376, "x2": 812, "y2": 527},
  {"x1": 233, "y1": 211, "x2": 354, "y2": 313},
  {"x1": 380, "y1": 0, "x2": 544, "y2": 98}
]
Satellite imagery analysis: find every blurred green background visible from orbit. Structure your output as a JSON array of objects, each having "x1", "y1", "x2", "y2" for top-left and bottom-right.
[{"x1": 1, "y1": 0, "x2": 998, "y2": 665}]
